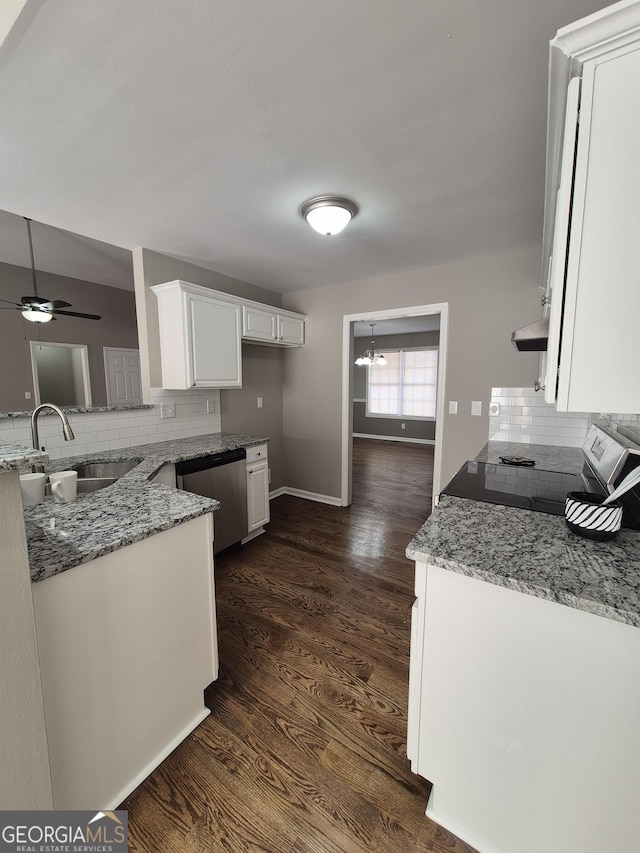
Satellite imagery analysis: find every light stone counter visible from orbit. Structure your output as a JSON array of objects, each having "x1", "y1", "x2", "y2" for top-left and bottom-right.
[
  {"x1": 0, "y1": 439, "x2": 48, "y2": 471},
  {"x1": 15, "y1": 432, "x2": 268, "y2": 583},
  {"x1": 407, "y1": 494, "x2": 640, "y2": 627}
]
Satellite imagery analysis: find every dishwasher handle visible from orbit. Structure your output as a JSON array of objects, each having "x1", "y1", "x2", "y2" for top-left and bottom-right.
[{"x1": 175, "y1": 447, "x2": 246, "y2": 477}]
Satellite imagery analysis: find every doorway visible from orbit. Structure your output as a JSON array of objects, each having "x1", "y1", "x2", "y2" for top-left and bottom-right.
[
  {"x1": 341, "y1": 303, "x2": 448, "y2": 508},
  {"x1": 30, "y1": 341, "x2": 92, "y2": 407},
  {"x1": 103, "y1": 347, "x2": 143, "y2": 405}
]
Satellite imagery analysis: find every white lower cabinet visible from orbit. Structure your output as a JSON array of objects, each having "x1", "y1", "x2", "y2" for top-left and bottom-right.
[
  {"x1": 32, "y1": 514, "x2": 218, "y2": 810},
  {"x1": 246, "y1": 443, "x2": 270, "y2": 532},
  {"x1": 408, "y1": 560, "x2": 640, "y2": 853}
]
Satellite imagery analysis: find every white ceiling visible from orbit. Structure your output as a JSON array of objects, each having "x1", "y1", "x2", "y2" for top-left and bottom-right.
[
  {"x1": 0, "y1": 0, "x2": 610, "y2": 294},
  {"x1": 354, "y1": 316, "x2": 440, "y2": 337}
]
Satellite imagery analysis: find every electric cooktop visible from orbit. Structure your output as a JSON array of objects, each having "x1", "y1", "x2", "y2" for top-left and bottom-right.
[{"x1": 440, "y1": 460, "x2": 598, "y2": 516}]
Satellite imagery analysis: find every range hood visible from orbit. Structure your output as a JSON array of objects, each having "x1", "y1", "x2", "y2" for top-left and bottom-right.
[{"x1": 511, "y1": 317, "x2": 549, "y2": 352}]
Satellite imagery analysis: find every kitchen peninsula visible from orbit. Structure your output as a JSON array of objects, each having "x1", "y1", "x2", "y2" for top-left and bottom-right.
[
  {"x1": 22, "y1": 431, "x2": 267, "y2": 579},
  {"x1": 3, "y1": 431, "x2": 268, "y2": 813},
  {"x1": 406, "y1": 443, "x2": 640, "y2": 853}
]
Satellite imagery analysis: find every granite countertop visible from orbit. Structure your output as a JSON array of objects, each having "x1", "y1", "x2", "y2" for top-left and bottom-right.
[
  {"x1": 7, "y1": 432, "x2": 268, "y2": 583},
  {"x1": 406, "y1": 440, "x2": 640, "y2": 628},
  {"x1": 0, "y1": 440, "x2": 48, "y2": 471}
]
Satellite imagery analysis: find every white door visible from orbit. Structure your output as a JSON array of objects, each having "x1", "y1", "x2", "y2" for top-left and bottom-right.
[{"x1": 104, "y1": 348, "x2": 143, "y2": 405}]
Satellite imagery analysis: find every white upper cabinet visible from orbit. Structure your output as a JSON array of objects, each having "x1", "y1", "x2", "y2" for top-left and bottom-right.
[
  {"x1": 152, "y1": 281, "x2": 306, "y2": 389},
  {"x1": 242, "y1": 304, "x2": 305, "y2": 346},
  {"x1": 543, "y1": 2, "x2": 640, "y2": 413},
  {"x1": 152, "y1": 281, "x2": 242, "y2": 389}
]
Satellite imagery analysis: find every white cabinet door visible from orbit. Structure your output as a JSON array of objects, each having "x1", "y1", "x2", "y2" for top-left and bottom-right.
[
  {"x1": 554, "y1": 43, "x2": 640, "y2": 412},
  {"x1": 246, "y1": 444, "x2": 270, "y2": 531},
  {"x1": 544, "y1": 77, "x2": 580, "y2": 405},
  {"x1": 188, "y1": 293, "x2": 242, "y2": 387},
  {"x1": 243, "y1": 305, "x2": 306, "y2": 346},
  {"x1": 153, "y1": 281, "x2": 242, "y2": 389},
  {"x1": 277, "y1": 313, "x2": 305, "y2": 346},
  {"x1": 243, "y1": 305, "x2": 277, "y2": 342}
]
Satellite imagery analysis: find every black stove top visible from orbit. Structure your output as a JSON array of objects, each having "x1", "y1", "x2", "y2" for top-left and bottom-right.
[{"x1": 440, "y1": 461, "x2": 596, "y2": 516}]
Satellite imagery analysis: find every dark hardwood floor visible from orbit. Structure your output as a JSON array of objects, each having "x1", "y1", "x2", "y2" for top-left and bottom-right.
[{"x1": 122, "y1": 438, "x2": 477, "y2": 852}]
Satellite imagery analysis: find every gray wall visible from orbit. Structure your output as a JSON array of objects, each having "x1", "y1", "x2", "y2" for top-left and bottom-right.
[
  {"x1": 221, "y1": 343, "x2": 284, "y2": 489},
  {"x1": 133, "y1": 247, "x2": 283, "y2": 391},
  {"x1": 133, "y1": 248, "x2": 287, "y2": 489},
  {"x1": 353, "y1": 331, "x2": 439, "y2": 442},
  {"x1": 281, "y1": 245, "x2": 542, "y2": 498},
  {"x1": 0, "y1": 261, "x2": 138, "y2": 412}
]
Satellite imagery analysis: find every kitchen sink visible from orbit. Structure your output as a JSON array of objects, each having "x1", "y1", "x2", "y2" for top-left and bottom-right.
[
  {"x1": 46, "y1": 477, "x2": 118, "y2": 495},
  {"x1": 72, "y1": 460, "x2": 140, "y2": 479}
]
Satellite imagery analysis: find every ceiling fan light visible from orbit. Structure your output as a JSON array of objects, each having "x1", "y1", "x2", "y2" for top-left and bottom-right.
[
  {"x1": 22, "y1": 309, "x2": 53, "y2": 323},
  {"x1": 300, "y1": 196, "x2": 358, "y2": 236}
]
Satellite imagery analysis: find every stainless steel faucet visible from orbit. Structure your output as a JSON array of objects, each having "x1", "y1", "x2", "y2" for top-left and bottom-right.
[{"x1": 31, "y1": 403, "x2": 75, "y2": 471}]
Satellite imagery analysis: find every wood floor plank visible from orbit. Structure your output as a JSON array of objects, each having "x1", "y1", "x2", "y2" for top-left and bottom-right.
[{"x1": 122, "y1": 440, "x2": 477, "y2": 852}]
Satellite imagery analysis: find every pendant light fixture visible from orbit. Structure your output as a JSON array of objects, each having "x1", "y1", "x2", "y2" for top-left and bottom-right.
[
  {"x1": 355, "y1": 323, "x2": 387, "y2": 366},
  {"x1": 300, "y1": 195, "x2": 358, "y2": 236}
]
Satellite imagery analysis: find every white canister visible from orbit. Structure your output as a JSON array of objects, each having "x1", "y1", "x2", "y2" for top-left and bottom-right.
[
  {"x1": 20, "y1": 472, "x2": 46, "y2": 506},
  {"x1": 49, "y1": 470, "x2": 78, "y2": 504}
]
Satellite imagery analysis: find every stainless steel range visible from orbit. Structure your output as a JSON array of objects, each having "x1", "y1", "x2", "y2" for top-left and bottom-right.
[{"x1": 441, "y1": 424, "x2": 640, "y2": 529}]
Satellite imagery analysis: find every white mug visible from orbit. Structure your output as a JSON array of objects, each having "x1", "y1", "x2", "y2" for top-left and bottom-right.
[
  {"x1": 20, "y1": 472, "x2": 46, "y2": 506},
  {"x1": 49, "y1": 470, "x2": 78, "y2": 504}
]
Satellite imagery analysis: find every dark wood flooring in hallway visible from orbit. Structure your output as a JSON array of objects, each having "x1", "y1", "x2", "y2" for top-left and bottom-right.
[{"x1": 122, "y1": 438, "x2": 477, "y2": 852}]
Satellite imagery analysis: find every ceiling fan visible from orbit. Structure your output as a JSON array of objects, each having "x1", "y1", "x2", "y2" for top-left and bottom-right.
[{"x1": 0, "y1": 217, "x2": 101, "y2": 323}]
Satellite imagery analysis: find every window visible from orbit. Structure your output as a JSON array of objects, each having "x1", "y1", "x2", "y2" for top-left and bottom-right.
[{"x1": 366, "y1": 347, "x2": 438, "y2": 419}]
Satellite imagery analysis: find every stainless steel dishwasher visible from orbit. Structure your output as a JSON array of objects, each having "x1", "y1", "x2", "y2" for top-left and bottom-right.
[{"x1": 176, "y1": 448, "x2": 248, "y2": 554}]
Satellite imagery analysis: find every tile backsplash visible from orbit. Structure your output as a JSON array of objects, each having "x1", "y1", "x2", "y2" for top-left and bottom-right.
[
  {"x1": 0, "y1": 388, "x2": 221, "y2": 460},
  {"x1": 489, "y1": 387, "x2": 592, "y2": 448},
  {"x1": 490, "y1": 388, "x2": 640, "y2": 448}
]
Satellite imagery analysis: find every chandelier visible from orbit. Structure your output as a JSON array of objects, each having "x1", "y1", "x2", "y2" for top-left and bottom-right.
[{"x1": 355, "y1": 323, "x2": 387, "y2": 366}]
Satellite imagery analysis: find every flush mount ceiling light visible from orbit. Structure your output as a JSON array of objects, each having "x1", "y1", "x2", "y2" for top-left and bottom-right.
[
  {"x1": 355, "y1": 323, "x2": 387, "y2": 366},
  {"x1": 300, "y1": 195, "x2": 359, "y2": 236}
]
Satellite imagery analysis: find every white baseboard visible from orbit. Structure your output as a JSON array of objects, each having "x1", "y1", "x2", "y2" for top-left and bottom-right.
[
  {"x1": 353, "y1": 433, "x2": 435, "y2": 446},
  {"x1": 106, "y1": 707, "x2": 210, "y2": 810},
  {"x1": 242, "y1": 527, "x2": 265, "y2": 544},
  {"x1": 269, "y1": 486, "x2": 343, "y2": 506}
]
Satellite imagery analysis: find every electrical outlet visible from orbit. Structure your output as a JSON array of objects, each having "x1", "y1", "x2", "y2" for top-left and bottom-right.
[
  {"x1": 401, "y1": 422, "x2": 406, "y2": 429},
  {"x1": 160, "y1": 403, "x2": 175, "y2": 419},
  {"x1": 206, "y1": 399, "x2": 216, "y2": 415},
  {"x1": 489, "y1": 402, "x2": 501, "y2": 416}
]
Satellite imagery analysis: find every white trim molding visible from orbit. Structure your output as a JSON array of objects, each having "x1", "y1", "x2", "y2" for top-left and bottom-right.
[
  {"x1": 270, "y1": 486, "x2": 342, "y2": 507},
  {"x1": 342, "y1": 303, "x2": 449, "y2": 511},
  {"x1": 353, "y1": 433, "x2": 435, "y2": 446}
]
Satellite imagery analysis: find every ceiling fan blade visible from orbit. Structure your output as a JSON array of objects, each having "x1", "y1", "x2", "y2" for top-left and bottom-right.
[
  {"x1": 0, "y1": 297, "x2": 21, "y2": 307},
  {"x1": 49, "y1": 300, "x2": 72, "y2": 309},
  {"x1": 21, "y1": 295, "x2": 48, "y2": 307},
  {"x1": 52, "y1": 308, "x2": 102, "y2": 321}
]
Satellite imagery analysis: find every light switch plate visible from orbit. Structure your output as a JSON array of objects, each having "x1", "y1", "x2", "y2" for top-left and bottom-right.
[
  {"x1": 448, "y1": 401, "x2": 458, "y2": 415},
  {"x1": 471, "y1": 401, "x2": 482, "y2": 416}
]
